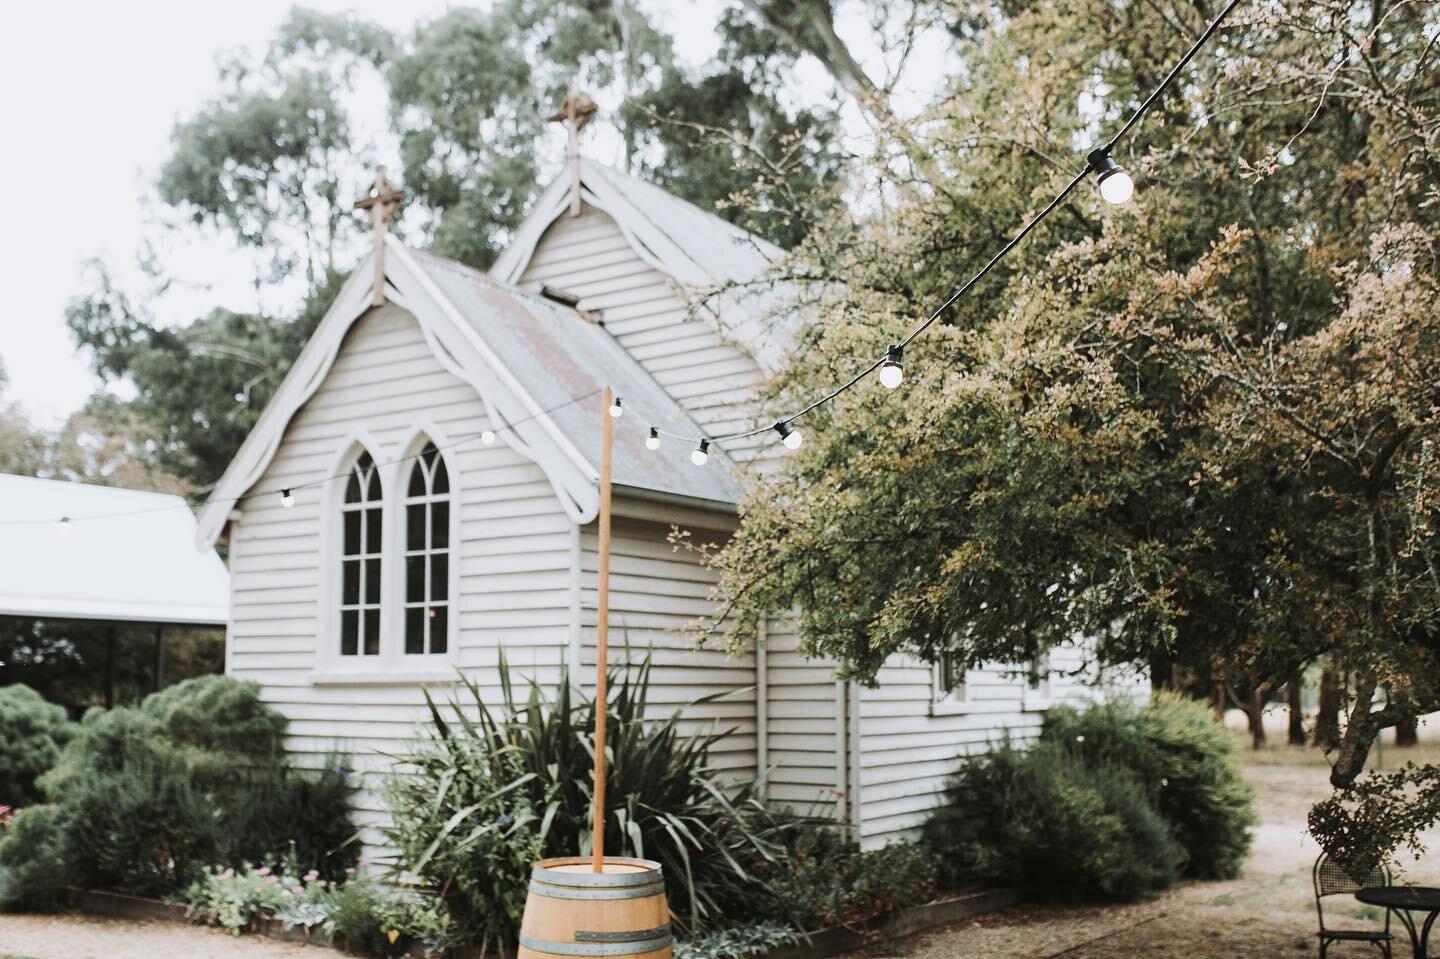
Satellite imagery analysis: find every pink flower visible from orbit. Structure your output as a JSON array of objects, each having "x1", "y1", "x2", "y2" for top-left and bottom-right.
[
  {"x1": 256, "y1": 866, "x2": 271, "y2": 876},
  {"x1": 219, "y1": 868, "x2": 235, "y2": 880},
  {"x1": 265, "y1": 875, "x2": 279, "y2": 885},
  {"x1": 358, "y1": 858, "x2": 371, "y2": 869},
  {"x1": 291, "y1": 886, "x2": 304, "y2": 896},
  {"x1": 304, "y1": 870, "x2": 319, "y2": 882}
]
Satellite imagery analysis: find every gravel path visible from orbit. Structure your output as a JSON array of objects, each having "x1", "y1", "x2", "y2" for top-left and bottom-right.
[{"x1": 0, "y1": 912, "x2": 338, "y2": 959}]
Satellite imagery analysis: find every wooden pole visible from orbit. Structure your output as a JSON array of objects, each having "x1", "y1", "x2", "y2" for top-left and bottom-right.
[{"x1": 592, "y1": 387, "x2": 614, "y2": 872}]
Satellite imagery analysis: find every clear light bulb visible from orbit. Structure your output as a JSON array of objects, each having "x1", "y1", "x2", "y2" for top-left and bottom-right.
[
  {"x1": 481, "y1": 429, "x2": 496, "y2": 445},
  {"x1": 609, "y1": 397, "x2": 624, "y2": 418},
  {"x1": 1098, "y1": 168, "x2": 1134, "y2": 205},
  {"x1": 280, "y1": 489, "x2": 296, "y2": 508},
  {"x1": 691, "y1": 440, "x2": 710, "y2": 466},
  {"x1": 646, "y1": 428, "x2": 660, "y2": 450},
  {"x1": 783, "y1": 429, "x2": 803, "y2": 450}
]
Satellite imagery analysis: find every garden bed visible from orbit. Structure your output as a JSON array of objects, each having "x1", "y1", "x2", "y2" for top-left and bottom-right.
[{"x1": 69, "y1": 885, "x2": 1018, "y2": 959}]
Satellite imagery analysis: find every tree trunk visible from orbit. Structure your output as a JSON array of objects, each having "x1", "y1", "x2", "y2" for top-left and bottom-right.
[
  {"x1": 1396, "y1": 714, "x2": 1419, "y2": 747},
  {"x1": 1314, "y1": 667, "x2": 1341, "y2": 749},
  {"x1": 1247, "y1": 686, "x2": 1268, "y2": 749},
  {"x1": 1211, "y1": 681, "x2": 1227, "y2": 720},
  {"x1": 741, "y1": 0, "x2": 894, "y2": 123},
  {"x1": 1288, "y1": 673, "x2": 1307, "y2": 746}
]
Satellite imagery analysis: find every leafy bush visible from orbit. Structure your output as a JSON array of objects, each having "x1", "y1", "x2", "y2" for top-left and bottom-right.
[
  {"x1": 1042, "y1": 693, "x2": 1255, "y2": 879},
  {"x1": 0, "y1": 684, "x2": 75, "y2": 806},
  {"x1": 186, "y1": 863, "x2": 307, "y2": 935},
  {"x1": 765, "y1": 827, "x2": 938, "y2": 929},
  {"x1": 323, "y1": 880, "x2": 454, "y2": 958},
  {"x1": 385, "y1": 655, "x2": 781, "y2": 951},
  {"x1": 10, "y1": 676, "x2": 357, "y2": 901},
  {"x1": 0, "y1": 804, "x2": 69, "y2": 911},
  {"x1": 924, "y1": 740, "x2": 1183, "y2": 902},
  {"x1": 675, "y1": 921, "x2": 802, "y2": 959}
]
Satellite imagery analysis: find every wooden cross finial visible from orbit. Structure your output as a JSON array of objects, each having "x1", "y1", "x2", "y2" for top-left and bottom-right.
[
  {"x1": 547, "y1": 88, "x2": 598, "y2": 217},
  {"x1": 354, "y1": 167, "x2": 405, "y2": 306}
]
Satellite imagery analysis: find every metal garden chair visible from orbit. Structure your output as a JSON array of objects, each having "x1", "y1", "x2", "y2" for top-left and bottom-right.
[{"x1": 1314, "y1": 852, "x2": 1394, "y2": 958}]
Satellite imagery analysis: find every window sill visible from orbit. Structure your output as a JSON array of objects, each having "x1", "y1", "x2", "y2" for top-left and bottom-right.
[{"x1": 308, "y1": 668, "x2": 461, "y2": 687}]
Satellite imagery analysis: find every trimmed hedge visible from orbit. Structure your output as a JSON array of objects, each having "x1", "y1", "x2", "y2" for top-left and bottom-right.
[
  {"x1": 1042, "y1": 692, "x2": 1255, "y2": 879},
  {"x1": 0, "y1": 684, "x2": 75, "y2": 806}
]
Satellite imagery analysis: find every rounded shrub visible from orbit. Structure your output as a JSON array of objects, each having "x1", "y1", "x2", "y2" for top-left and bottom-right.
[
  {"x1": 0, "y1": 803, "x2": 69, "y2": 911},
  {"x1": 923, "y1": 740, "x2": 1183, "y2": 902},
  {"x1": 32, "y1": 677, "x2": 357, "y2": 897},
  {"x1": 1042, "y1": 692, "x2": 1255, "y2": 879},
  {"x1": 0, "y1": 684, "x2": 75, "y2": 806}
]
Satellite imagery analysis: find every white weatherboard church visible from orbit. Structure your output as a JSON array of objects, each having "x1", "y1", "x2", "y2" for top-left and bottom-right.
[{"x1": 198, "y1": 110, "x2": 1127, "y2": 852}]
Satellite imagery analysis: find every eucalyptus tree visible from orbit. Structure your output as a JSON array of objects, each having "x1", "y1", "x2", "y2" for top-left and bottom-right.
[{"x1": 702, "y1": 0, "x2": 1440, "y2": 858}]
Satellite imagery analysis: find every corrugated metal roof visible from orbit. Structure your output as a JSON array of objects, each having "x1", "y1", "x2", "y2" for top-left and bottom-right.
[
  {"x1": 408, "y1": 250, "x2": 745, "y2": 508},
  {"x1": 579, "y1": 162, "x2": 799, "y2": 374},
  {"x1": 0, "y1": 474, "x2": 230, "y2": 625}
]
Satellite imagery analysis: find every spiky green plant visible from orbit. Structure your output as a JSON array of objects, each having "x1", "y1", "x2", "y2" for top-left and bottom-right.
[{"x1": 384, "y1": 653, "x2": 781, "y2": 951}]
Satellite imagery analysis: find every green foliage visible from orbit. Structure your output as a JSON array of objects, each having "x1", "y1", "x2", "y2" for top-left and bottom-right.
[
  {"x1": 1042, "y1": 694, "x2": 1255, "y2": 879},
  {"x1": 186, "y1": 863, "x2": 304, "y2": 935},
  {"x1": 924, "y1": 740, "x2": 1183, "y2": 902},
  {"x1": 385, "y1": 655, "x2": 779, "y2": 949},
  {"x1": 0, "y1": 805, "x2": 68, "y2": 912},
  {"x1": 0, "y1": 685, "x2": 75, "y2": 806},
  {"x1": 140, "y1": 675, "x2": 288, "y2": 762},
  {"x1": 19, "y1": 677, "x2": 356, "y2": 900},
  {"x1": 765, "y1": 828, "x2": 938, "y2": 929},
  {"x1": 1309, "y1": 762, "x2": 1440, "y2": 880},
  {"x1": 675, "y1": 921, "x2": 802, "y2": 959}
]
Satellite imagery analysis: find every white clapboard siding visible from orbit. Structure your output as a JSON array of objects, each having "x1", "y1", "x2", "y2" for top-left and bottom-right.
[
  {"x1": 761, "y1": 614, "x2": 845, "y2": 820},
  {"x1": 229, "y1": 304, "x2": 575, "y2": 847},
  {"x1": 854, "y1": 640, "x2": 1142, "y2": 846},
  {"x1": 516, "y1": 204, "x2": 775, "y2": 466},
  {"x1": 576, "y1": 515, "x2": 758, "y2": 778}
]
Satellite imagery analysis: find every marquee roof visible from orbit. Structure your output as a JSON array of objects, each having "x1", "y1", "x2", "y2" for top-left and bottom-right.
[{"x1": 0, "y1": 474, "x2": 229, "y2": 626}]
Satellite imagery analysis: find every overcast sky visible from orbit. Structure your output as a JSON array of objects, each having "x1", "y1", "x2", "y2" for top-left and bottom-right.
[{"x1": 0, "y1": 2, "x2": 936, "y2": 427}]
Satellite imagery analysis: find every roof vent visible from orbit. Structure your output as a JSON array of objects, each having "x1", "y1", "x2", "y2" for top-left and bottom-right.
[{"x1": 540, "y1": 286, "x2": 581, "y2": 308}]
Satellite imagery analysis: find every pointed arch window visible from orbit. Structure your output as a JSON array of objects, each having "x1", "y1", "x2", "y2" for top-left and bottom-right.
[
  {"x1": 340, "y1": 451, "x2": 383, "y2": 656},
  {"x1": 404, "y1": 442, "x2": 449, "y2": 655}
]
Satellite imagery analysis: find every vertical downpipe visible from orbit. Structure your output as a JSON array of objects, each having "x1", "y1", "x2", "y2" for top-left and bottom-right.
[{"x1": 755, "y1": 613, "x2": 769, "y2": 799}]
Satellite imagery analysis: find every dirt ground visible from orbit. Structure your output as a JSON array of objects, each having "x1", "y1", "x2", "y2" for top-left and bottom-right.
[
  {"x1": 873, "y1": 710, "x2": 1440, "y2": 959},
  {"x1": 2, "y1": 710, "x2": 1437, "y2": 959}
]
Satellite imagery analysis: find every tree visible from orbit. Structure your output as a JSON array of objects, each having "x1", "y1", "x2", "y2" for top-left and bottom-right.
[
  {"x1": 65, "y1": 262, "x2": 343, "y2": 489},
  {"x1": 157, "y1": 9, "x2": 391, "y2": 293},
  {"x1": 700, "y1": 0, "x2": 1440, "y2": 858}
]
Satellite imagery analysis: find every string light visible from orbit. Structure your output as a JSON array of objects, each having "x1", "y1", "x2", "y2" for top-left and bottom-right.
[
  {"x1": 1087, "y1": 149, "x2": 1134, "y2": 205},
  {"x1": 774, "y1": 421, "x2": 803, "y2": 450},
  {"x1": 280, "y1": 489, "x2": 296, "y2": 508},
  {"x1": 879, "y1": 345, "x2": 904, "y2": 390},
  {"x1": 646, "y1": 427, "x2": 660, "y2": 450},
  {"x1": 691, "y1": 439, "x2": 710, "y2": 466},
  {"x1": 609, "y1": 396, "x2": 624, "y2": 418},
  {"x1": 481, "y1": 429, "x2": 496, "y2": 445}
]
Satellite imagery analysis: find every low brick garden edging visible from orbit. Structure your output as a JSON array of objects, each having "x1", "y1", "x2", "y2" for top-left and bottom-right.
[{"x1": 70, "y1": 885, "x2": 1018, "y2": 958}]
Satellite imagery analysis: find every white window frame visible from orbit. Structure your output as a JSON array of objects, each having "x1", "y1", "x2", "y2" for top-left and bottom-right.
[
  {"x1": 931, "y1": 648, "x2": 973, "y2": 716},
  {"x1": 397, "y1": 434, "x2": 459, "y2": 661},
  {"x1": 310, "y1": 428, "x2": 460, "y2": 685}
]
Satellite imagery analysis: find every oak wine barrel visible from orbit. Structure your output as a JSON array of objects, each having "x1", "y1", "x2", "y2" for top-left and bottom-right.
[{"x1": 518, "y1": 857, "x2": 672, "y2": 959}]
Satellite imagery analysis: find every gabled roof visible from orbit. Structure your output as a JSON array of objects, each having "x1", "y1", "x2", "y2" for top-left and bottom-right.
[
  {"x1": 0, "y1": 474, "x2": 229, "y2": 625},
  {"x1": 408, "y1": 249, "x2": 745, "y2": 505},
  {"x1": 490, "y1": 158, "x2": 797, "y2": 373},
  {"x1": 196, "y1": 236, "x2": 743, "y2": 546}
]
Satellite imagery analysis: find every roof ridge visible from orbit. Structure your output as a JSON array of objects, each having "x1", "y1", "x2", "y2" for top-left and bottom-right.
[{"x1": 0, "y1": 473, "x2": 186, "y2": 501}]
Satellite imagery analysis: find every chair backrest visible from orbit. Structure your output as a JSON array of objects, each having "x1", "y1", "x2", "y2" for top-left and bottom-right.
[{"x1": 1314, "y1": 853, "x2": 1392, "y2": 932}]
